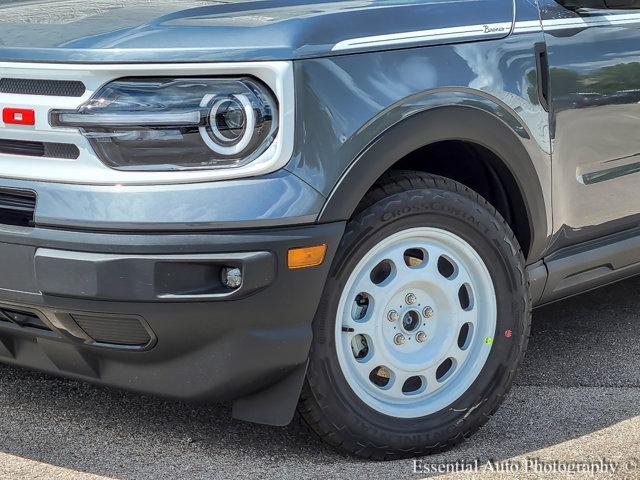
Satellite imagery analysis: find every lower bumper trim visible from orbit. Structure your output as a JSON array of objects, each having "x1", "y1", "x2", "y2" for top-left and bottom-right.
[
  {"x1": 0, "y1": 221, "x2": 346, "y2": 416},
  {"x1": 35, "y1": 249, "x2": 275, "y2": 302}
]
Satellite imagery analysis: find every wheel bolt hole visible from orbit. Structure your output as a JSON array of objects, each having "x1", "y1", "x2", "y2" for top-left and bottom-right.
[
  {"x1": 404, "y1": 248, "x2": 427, "y2": 268},
  {"x1": 458, "y1": 283, "x2": 474, "y2": 311},
  {"x1": 436, "y1": 358, "x2": 456, "y2": 382},
  {"x1": 437, "y1": 255, "x2": 457, "y2": 279},
  {"x1": 351, "y1": 292, "x2": 371, "y2": 321},
  {"x1": 402, "y1": 376, "x2": 425, "y2": 395},
  {"x1": 369, "y1": 366, "x2": 392, "y2": 388},
  {"x1": 458, "y1": 322, "x2": 474, "y2": 350},
  {"x1": 351, "y1": 334, "x2": 371, "y2": 361},
  {"x1": 370, "y1": 259, "x2": 394, "y2": 285}
]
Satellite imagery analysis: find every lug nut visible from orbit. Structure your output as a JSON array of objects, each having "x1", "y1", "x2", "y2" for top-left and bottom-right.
[
  {"x1": 416, "y1": 331, "x2": 427, "y2": 343},
  {"x1": 393, "y1": 333, "x2": 406, "y2": 346},
  {"x1": 387, "y1": 310, "x2": 400, "y2": 322},
  {"x1": 405, "y1": 293, "x2": 417, "y2": 305},
  {"x1": 423, "y1": 306, "x2": 434, "y2": 318}
]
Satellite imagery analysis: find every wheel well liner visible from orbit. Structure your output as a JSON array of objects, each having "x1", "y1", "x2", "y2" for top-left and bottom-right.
[{"x1": 317, "y1": 106, "x2": 548, "y2": 262}]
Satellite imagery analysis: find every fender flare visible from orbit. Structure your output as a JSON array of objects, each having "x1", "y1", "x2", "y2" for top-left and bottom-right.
[{"x1": 317, "y1": 105, "x2": 549, "y2": 262}]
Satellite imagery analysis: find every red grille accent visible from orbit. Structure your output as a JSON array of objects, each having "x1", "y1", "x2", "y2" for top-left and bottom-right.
[{"x1": 2, "y1": 108, "x2": 35, "y2": 126}]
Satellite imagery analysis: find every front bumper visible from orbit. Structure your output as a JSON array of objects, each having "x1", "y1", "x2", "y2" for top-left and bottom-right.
[{"x1": 0, "y1": 221, "x2": 345, "y2": 421}]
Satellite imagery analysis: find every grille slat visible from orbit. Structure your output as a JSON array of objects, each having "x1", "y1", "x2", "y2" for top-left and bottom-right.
[
  {"x1": 0, "y1": 307, "x2": 51, "y2": 331},
  {"x1": 0, "y1": 139, "x2": 44, "y2": 157},
  {"x1": 0, "y1": 195, "x2": 34, "y2": 213},
  {"x1": 73, "y1": 315, "x2": 152, "y2": 346},
  {"x1": 0, "y1": 78, "x2": 86, "y2": 97},
  {"x1": 0, "y1": 139, "x2": 79, "y2": 160},
  {"x1": 0, "y1": 188, "x2": 36, "y2": 227}
]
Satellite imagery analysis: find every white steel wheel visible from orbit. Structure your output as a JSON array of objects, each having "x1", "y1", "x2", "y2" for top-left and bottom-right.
[{"x1": 335, "y1": 227, "x2": 497, "y2": 418}]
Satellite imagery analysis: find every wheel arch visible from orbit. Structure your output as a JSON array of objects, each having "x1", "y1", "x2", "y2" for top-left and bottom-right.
[{"x1": 317, "y1": 104, "x2": 549, "y2": 263}]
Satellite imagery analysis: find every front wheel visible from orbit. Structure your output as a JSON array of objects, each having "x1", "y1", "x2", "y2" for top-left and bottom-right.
[{"x1": 298, "y1": 172, "x2": 530, "y2": 459}]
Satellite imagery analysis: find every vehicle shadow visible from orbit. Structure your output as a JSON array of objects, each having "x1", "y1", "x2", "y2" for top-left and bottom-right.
[{"x1": 0, "y1": 277, "x2": 638, "y2": 479}]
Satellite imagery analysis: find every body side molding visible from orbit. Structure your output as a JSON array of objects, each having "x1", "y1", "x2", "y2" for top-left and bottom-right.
[
  {"x1": 540, "y1": 226, "x2": 640, "y2": 305},
  {"x1": 333, "y1": 13, "x2": 640, "y2": 53}
]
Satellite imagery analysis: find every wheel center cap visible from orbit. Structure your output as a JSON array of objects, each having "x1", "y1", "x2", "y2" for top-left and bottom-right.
[{"x1": 401, "y1": 310, "x2": 420, "y2": 332}]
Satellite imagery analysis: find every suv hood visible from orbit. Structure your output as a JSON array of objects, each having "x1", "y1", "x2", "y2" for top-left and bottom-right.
[{"x1": 0, "y1": 0, "x2": 513, "y2": 63}]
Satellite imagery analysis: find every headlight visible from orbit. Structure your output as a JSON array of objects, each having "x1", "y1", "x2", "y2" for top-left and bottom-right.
[{"x1": 50, "y1": 77, "x2": 278, "y2": 171}]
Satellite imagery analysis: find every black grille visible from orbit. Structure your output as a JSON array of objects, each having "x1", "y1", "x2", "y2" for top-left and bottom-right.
[
  {"x1": 0, "y1": 307, "x2": 50, "y2": 331},
  {"x1": 0, "y1": 78, "x2": 86, "y2": 97},
  {"x1": 42, "y1": 142, "x2": 80, "y2": 159},
  {"x1": 0, "y1": 187, "x2": 36, "y2": 227},
  {"x1": 0, "y1": 139, "x2": 79, "y2": 160},
  {"x1": 73, "y1": 314, "x2": 152, "y2": 346}
]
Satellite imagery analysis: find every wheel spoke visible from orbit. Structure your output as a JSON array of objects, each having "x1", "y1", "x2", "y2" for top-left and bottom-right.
[
  {"x1": 387, "y1": 371, "x2": 408, "y2": 397},
  {"x1": 455, "y1": 349, "x2": 470, "y2": 367},
  {"x1": 352, "y1": 356, "x2": 376, "y2": 378},
  {"x1": 422, "y1": 366, "x2": 440, "y2": 394},
  {"x1": 456, "y1": 307, "x2": 477, "y2": 328},
  {"x1": 352, "y1": 348, "x2": 391, "y2": 380},
  {"x1": 388, "y1": 247, "x2": 410, "y2": 272},
  {"x1": 445, "y1": 342, "x2": 469, "y2": 364},
  {"x1": 353, "y1": 275, "x2": 384, "y2": 297},
  {"x1": 343, "y1": 318, "x2": 376, "y2": 336},
  {"x1": 439, "y1": 276, "x2": 462, "y2": 306},
  {"x1": 432, "y1": 245, "x2": 461, "y2": 272},
  {"x1": 423, "y1": 246, "x2": 445, "y2": 276}
]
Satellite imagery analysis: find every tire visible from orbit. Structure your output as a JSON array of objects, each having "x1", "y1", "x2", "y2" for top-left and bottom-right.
[{"x1": 298, "y1": 171, "x2": 530, "y2": 460}]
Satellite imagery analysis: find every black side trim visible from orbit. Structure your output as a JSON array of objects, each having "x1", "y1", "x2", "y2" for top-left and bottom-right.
[
  {"x1": 534, "y1": 43, "x2": 550, "y2": 112},
  {"x1": 0, "y1": 139, "x2": 79, "y2": 160},
  {"x1": 541, "y1": 226, "x2": 640, "y2": 305},
  {"x1": 0, "y1": 78, "x2": 86, "y2": 97},
  {"x1": 527, "y1": 260, "x2": 548, "y2": 306}
]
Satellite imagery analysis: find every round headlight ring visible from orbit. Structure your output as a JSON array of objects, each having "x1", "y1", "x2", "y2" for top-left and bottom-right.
[
  {"x1": 199, "y1": 93, "x2": 257, "y2": 156},
  {"x1": 210, "y1": 97, "x2": 247, "y2": 143}
]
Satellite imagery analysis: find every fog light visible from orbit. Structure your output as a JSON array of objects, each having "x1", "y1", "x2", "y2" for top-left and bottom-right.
[{"x1": 221, "y1": 267, "x2": 242, "y2": 288}]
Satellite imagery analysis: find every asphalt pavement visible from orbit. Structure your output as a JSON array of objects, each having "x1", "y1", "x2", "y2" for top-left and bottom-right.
[{"x1": 0, "y1": 277, "x2": 638, "y2": 479}]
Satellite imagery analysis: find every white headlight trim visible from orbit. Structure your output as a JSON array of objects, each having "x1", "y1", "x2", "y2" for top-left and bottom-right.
[{"x1": 0, "y1": 61, "x2": 294, "y2": 186}]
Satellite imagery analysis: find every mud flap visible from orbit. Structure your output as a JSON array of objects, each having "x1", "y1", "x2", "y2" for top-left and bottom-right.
[{"x1": 232, "y1": 361, "x2": 308, "y2": 426}]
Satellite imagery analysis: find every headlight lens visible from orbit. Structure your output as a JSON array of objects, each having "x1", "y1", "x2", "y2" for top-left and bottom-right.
[{"x1": 50, "y1": 77, "x2": 278, "y2": 171}]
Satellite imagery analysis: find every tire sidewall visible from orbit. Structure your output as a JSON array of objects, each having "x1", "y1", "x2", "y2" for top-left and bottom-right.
[{"x1": 306, "y1": 185, "x2": 529, "y2": 449}]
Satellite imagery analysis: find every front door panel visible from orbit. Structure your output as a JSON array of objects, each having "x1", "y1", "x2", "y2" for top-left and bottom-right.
[{"x1": 541, "y1": 1, "x2": 640, "y2": 247}]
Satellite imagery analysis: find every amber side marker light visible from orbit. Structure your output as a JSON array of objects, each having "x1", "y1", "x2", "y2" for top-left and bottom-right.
[{"x1": 288, "y1": 244, "x2": 328, "y2": 269}]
